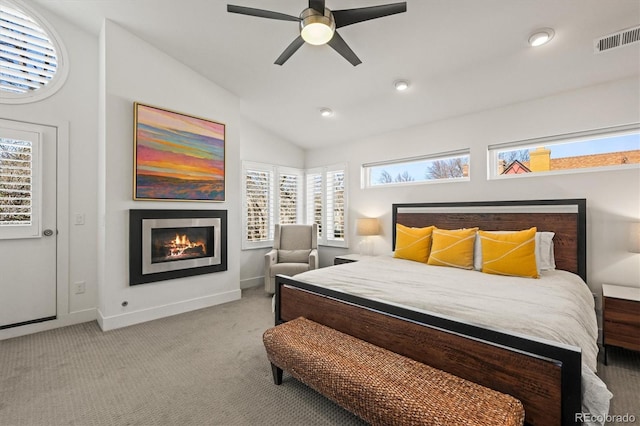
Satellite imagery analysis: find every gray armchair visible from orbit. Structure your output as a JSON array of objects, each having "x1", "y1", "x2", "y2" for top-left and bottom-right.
[{"x1": 264, "y1": 224, "x2": 318, "y2": 294}]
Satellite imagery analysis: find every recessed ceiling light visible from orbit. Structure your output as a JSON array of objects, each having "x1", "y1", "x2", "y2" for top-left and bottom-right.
[
  {"x1": 528, "y1": 28, "x2": 555, "y2": 47},
  {"x1": 320, "y1": 107, "x2": 334, "y2": 117},
  {"x1": 394, "y1": 80, "x2": 409, "y2": 91}
]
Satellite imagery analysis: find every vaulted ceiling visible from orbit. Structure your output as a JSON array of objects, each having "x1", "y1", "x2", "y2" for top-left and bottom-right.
[{"x1": 33, "y1": 0, "x2": 640, "y2": 149}]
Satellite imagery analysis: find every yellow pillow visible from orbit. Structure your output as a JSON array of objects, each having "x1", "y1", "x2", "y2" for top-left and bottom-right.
[
  {"x1": 478, "y1": 227, "x2": 539, "y2": 278},
  {"x1": 394, "y1": 224, "x2": 434, "y2": 263},
  {"x1": 427, "y1": 228, "x2": 478, "y2": 269}
]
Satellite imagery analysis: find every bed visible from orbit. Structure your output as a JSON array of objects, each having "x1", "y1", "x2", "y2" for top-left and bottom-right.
[{"x1": 274, "y1": 199, "x2": 611, "y2": 426}]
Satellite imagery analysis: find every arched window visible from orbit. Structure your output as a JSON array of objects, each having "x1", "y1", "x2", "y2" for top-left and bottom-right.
[{"x1": 0, "y1": 0, "x2": 68, "y2": 103}]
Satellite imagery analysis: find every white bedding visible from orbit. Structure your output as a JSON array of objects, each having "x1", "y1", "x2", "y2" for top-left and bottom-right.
[{"x1": 293, "y1": 255, "x2": 612, "y2": 424}]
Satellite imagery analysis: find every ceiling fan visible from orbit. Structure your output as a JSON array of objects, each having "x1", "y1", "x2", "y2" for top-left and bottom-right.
[{"x1": 227, "y1": 1, "x2": 407, "y2": 66}]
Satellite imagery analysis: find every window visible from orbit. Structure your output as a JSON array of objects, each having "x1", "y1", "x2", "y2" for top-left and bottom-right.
[
  {"x1": 488, "y1": 124, "x2": 640, "y2": 179},
  {"x1": 0, "y1": 0, "x2": 68, "y2": 103},
  {"x1": 243, "y1": 164, "x2": 273, "y2": 246},
  {"x1": 278, "y1": 171, "x2": 300, "y2": 225},
  {"x1": 0, "y1": 125, "x2": 40, "y2": 239},
  {"x1": 242, "y1": 161, "x2": 303, "y2": 249},
  {"x1": 306, "y1": 164, "x2": 347, "y2": 247},
  {"x1": 362, "y1": 150, "x2": 470, "y2": 188}
]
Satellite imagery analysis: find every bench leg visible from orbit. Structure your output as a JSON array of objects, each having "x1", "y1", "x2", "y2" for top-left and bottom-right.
[{"x1": 271, "y1": 363, "x2": 283, "y2": 385}]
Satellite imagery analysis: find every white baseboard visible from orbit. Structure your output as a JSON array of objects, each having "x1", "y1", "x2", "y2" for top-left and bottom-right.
[
  {"x1": 0, "y1": 308, "x2": 97, "y2": 341},
  {"x1": 241, "y1": 276, "x2": 263, "y2": 289},
  {"x1": 97, "y1": 290, "x2": 241, "y2": 331}
]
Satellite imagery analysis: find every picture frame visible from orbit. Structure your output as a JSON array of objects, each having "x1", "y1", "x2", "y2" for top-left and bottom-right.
[{"x1": 133, "y1": 102, "x2": 225, "y2": 201}]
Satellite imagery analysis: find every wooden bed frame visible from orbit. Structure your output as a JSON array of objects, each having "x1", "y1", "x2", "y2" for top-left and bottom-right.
[{"x1": 274, "y1": 199, "x2": 587, "y2": 426}]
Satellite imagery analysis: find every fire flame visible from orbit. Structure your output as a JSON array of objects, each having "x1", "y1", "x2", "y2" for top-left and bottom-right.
[{"x1": 168, "y1": 233, "x2": 205, "y2": 258}]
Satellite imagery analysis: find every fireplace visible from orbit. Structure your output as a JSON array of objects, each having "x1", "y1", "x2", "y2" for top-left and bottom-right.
[{"x1": 130, "y1": 210, "x2": 227, "y2": 285}]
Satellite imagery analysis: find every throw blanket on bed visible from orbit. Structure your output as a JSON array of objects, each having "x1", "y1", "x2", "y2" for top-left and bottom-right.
[{"x1": 293, "y1": 255, "x2": 612, "y2": 424}]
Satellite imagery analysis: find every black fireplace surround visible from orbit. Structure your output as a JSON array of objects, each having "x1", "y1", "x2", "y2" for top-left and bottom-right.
[{"x1": 129, "y1": 209, "x2": 227, "y2": 285}]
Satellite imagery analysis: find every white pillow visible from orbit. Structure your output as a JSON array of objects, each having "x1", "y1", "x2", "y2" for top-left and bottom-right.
[
  {"x1": 536, "y1": 232, "x2": 556, "y2": 271},
  {"x1": 474, "y1": 231, "x2": 555, "y2": 272}
]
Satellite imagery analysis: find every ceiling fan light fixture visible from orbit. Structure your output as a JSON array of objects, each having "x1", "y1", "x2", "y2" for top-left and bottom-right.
[
  {"x1": 394, "y1": 80, "x2": 409, "y2": 91},
  {"x1": 300, "y1": 8, "x2": 335, "y2": 45},
  {"x1": 528, "y1": 28, "x2": 555, "y2": 47},
  {"x1": 228, "y1": 1, "x2": 407, "y2": 65}
]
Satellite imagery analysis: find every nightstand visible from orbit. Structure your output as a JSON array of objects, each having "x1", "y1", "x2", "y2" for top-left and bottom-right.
[
  {"x1": 602, "y1": 283, "x2": 640, "y2": 365},
  {"x1": 334, "y1": 254, "x2": 370, "y2": 265}
]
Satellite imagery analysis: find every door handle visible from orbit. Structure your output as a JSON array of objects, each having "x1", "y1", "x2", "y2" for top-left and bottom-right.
[{"x1": 43, "y1": 229, "x2": 55, "y2": 236}]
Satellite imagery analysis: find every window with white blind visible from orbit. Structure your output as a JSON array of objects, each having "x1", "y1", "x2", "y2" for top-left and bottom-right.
[
  {"x1": 306, "y1": 171, "x2": 323, "y2": 238},
  {"x1": 279, "y1": 171, "x2": 300, "y2": 225},
  {"x1": 243, "y1": 164, "x2": 273, "y2": 247},
  {"x1": 0, "y1": 0, "x2": 68, "y2": 104},
  {"x1": 306, "y1": 164, "x2": 347, "y2": 247},
  {"x1": 242, "y1": 161, "x2": 303, "y2": 249},
  {"x1": 0, "y1": 125, "x2": 40, "y2": 239}
]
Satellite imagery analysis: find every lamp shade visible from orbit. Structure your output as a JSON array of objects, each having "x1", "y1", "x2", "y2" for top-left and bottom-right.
[
  {"x1": 630, "y1": 222, "x2": 640, "y2": 253},
  {"x1": 356, "y1": 218, "x2": 379, "y2": 236}
]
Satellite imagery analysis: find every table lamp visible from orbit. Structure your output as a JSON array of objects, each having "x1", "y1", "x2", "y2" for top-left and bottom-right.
[{"x1": 356, "y1": 218, "x2": 379, "y2": 256}]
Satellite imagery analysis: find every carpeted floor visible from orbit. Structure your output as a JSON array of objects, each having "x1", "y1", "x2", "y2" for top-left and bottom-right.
[
  {"x1": 0, "y1": 287, "x2": 364, "y2": 426},
  {"x1": 599, "y1": 346, "x2": 640, "y2": 425},
  {"x1": 0, "y1": 286, "x2": 638, "y2": 425}
]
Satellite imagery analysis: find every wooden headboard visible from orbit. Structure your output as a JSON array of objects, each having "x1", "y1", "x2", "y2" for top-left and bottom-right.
[{"x1": 392, "y1": 199, "x2": 587, "y2": 282}]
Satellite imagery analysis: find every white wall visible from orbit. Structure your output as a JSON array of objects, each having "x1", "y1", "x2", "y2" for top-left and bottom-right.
[
  {"x1": 306, "y1": 76, "x2": 640, "y2": 298},
  {"x1": 239, "y1": 119, "x2": 305, "y2": 289},
  {"x1": 0, "y1": 7, "x2": 99, "y2": 340},
  {"x1": 97, "y1": 21, "x2": 241, "y2": 330}
]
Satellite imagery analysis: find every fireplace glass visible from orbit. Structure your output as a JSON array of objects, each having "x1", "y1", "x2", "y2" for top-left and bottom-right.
[{"x1": 151, "y1": 226, "x2": 214, "y2": 264}]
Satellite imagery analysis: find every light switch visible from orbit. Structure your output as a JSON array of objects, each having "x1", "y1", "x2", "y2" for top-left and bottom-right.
[{"x1": 74, "y1": 213, "x2": 85, "y2": 225}]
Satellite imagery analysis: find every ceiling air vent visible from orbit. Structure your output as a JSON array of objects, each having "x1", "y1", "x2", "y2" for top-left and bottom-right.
[{"x1": 594, "y1": 25, "x2": 640, "y2": 53}]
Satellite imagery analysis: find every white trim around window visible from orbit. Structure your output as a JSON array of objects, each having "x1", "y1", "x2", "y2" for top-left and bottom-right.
[
  {"x1": 0, "y1": 124, "x2": 42, "y2": 239},
  {"x1": 361, "y1": 149, "x2": 470, "y2": 188},
  {"x1": 0, "y1": 0, "x2": 70, "y2": 104},
  {"x1": 306, "y1": 163, "x2": 348, "y2": 248},
  {"x1": 241, "y1": 161, "x2": 304, "y2": 250},
  {"x1": 487, "y1": 123, "x2": 640, "y2": 180}
]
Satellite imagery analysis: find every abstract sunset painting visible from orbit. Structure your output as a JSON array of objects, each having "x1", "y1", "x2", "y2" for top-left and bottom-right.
[{"x1": 134, "y1": 103, "x2": 225, "y2": 201}]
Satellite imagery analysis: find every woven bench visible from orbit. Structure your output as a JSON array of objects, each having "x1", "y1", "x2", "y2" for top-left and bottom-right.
[{"x1": 263, "y1": 317, "x2": 525, "y2": 426}]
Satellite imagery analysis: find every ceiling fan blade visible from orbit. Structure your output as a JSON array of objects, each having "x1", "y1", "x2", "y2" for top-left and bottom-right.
[
  {"x1": 275, "y1": 36, "x2": 306, "y2": 65},
  {"x1": 327, "y1": 31, "x2": 362, "y2": 66},
  {"x1": 227, "y1": 5, "x2": 300, "y2": 22},
  {"x1": 309, "y1": 0, "x2": 325, "y2": 13},
  {"x1": 333, "y1": 2, "x2": 407, "y2": 28}
]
